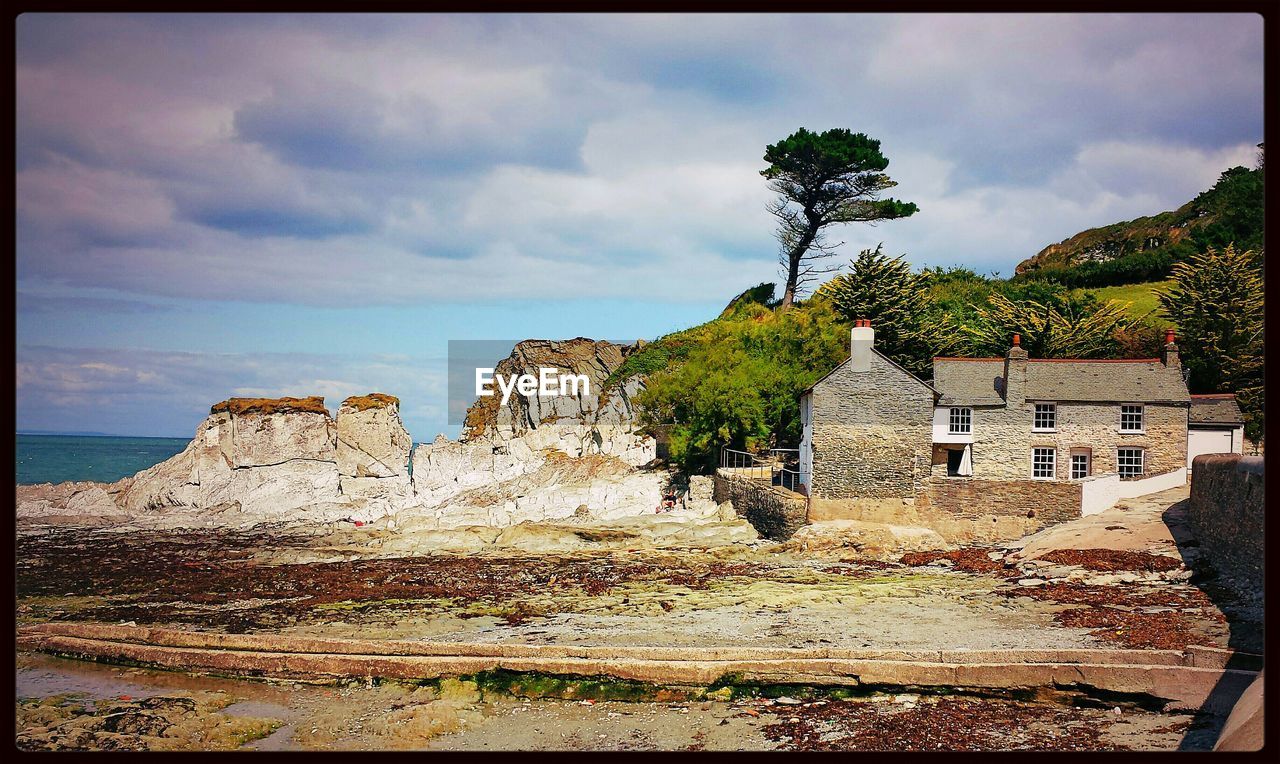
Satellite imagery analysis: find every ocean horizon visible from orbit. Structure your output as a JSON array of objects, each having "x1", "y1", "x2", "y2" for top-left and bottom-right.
[
  {"x1": 16, "y1": 433, "x2": 191, "y2": 486},
  {"x1": 15, "y1": 433, "x2": 430, "y2": 486}
]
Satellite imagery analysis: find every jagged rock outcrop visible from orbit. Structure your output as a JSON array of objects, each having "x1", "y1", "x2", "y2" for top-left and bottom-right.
[
  {"x1": 13, "y1": 481, "x2": 130, "y2": 523},
  {"x1": 409, "y1": 449, "x2": 669, "y2": 529},
  {"x1": 404, "y1": 337, "x2": 661, "y2": 528},
  {"x1": 86, "y1": 394, "x2": 411, "y2": 522},
  {"x1": 116, "y1": 397, "x2": 344, "y2": 518},
  {"x1": 18, "y1": 336, "x2": 672, "y2": 533},
  {"x1": 460, "y1": 338, "x2": 656, "y2": 467},
  {"x1": 336, "y1": 393, "x2": 413, "y2": 508}
]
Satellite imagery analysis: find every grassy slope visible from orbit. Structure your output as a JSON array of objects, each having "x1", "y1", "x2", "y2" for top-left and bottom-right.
[{"x1": 1080, "y1": 280, "x2": 1171, "y2": 322}]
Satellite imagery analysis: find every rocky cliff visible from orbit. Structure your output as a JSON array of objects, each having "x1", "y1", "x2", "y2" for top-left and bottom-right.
[
  {"x1": 408, "y1": 338, "x2": 657, "y2": 518},
  {"x1": 18, "y1": 338, "x2": 671, "y2": 531},
  {"x1": 460, "y1": 338, "x2": 654, "y2": 465},
  {"x1": 114, "y1": 395, "x2": 399, "y2": 521}
]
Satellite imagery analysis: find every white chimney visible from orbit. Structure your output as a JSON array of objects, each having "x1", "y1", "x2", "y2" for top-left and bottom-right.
[{"x1": 851, "y1": 319, "x2": 874, "y2": 372}]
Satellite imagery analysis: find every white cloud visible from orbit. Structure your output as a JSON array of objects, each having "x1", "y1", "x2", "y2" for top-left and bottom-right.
[{"x1": 16, "y1": 346, "x2": 449, "y2": 440}]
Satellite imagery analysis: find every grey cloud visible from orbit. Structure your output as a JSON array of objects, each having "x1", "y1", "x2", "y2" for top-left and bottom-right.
[{"x1": 14, "y1": 13, "x2": 1264, "y2": 308}]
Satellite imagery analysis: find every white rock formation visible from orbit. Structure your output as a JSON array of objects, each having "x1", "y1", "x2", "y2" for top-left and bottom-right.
[
  {"x1": 18, "y1": 336, "x2": 677, "y2": 535},
  {"x1": 14, "y1": 481, "x2": 129, "y2": 521},
  {"x1": 115, "y1": 397, "x2": 344, "y2": 518},
  {"x1": 336, "y1": 393, "x2": 413, "y2": 509}
]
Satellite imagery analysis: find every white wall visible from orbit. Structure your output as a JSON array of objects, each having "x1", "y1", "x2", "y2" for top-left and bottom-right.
[
  {"x1": 932, "y1": 407, "x2": 974, "y2": 444},
  {"x1": 1116, "y1": 467, "x2": 1187, "y2": 499},
  {"x1": 1079, "y1": 473, "x2": 1121, "y2": 515},
  {"x1": 799, "y1": 392, "x2": 813, "y2": 488}
]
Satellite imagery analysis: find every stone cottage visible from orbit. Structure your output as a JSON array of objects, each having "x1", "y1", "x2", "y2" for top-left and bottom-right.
[{"x1": 797, "y1": 321, "x2": 1207, "y2": 541}]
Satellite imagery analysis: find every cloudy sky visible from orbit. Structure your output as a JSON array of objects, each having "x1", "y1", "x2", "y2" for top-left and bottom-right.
[{"x1": 16, "y1": 13, "x2": 1264, "y2": 440}]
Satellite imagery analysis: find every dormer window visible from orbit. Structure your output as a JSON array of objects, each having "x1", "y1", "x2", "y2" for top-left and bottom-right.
[
  {"x1": 1120, "y1": 405, "x2": 1145, "y2": 433},
  {"x1": 1033, "y1": 403, "x2": 1056, "y2": 432}
]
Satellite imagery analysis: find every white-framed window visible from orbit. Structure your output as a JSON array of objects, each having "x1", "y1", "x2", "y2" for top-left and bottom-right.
[
  {"x1": 1117, "y1": 447, "x2": 1145, "y2": 478},
  {"x1": 1120, "y1": 405, "x2": 1145, "y2": 433},
  {"x1": 1070, "y1": 450, "x2": 1090, "y2": 480},
  {"x1": 1033, "y1": 403, "x2": 1057, "y2": 432},
  {"x1": 1031, "y1": 447, "x2": 1056, "y2": 479},
  {"x1": 948, "y1": 407, "x2": 972, "y2": 434}
]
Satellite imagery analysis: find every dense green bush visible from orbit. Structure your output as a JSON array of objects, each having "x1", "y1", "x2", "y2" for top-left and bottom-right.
[{"x1": 631, "y1": 298, "x2": 847, "y2": 472}]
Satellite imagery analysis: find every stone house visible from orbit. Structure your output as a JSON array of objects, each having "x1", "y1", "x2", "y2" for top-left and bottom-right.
[{"x1": 797, "y1": 321, "x2": 1205, "y2": 541}]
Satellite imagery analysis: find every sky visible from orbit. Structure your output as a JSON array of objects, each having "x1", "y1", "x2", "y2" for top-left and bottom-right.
[{"x1": 15, "y1": 12, "x2": 1265, "y2": 441}]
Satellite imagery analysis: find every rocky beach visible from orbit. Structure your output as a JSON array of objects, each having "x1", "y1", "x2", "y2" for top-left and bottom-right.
[{"x1": 13, "y1": 334, "x2": 1263, "y2": 750}]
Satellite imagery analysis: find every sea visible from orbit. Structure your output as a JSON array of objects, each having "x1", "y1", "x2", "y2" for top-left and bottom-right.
[{"x1": 15, "y1": 434, "x2": 191, "y2": 486}]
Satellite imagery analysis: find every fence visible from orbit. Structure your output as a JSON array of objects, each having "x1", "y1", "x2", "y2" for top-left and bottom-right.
[{"x1": 719, "y1": 447, "x2": 809, "y2": 496}]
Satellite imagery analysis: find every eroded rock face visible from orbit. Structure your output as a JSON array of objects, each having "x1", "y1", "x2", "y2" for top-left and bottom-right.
[
  {"x1": 118, "y1": 398, "x2": 343, "y2": 518},
  {"x1": 336, "y1": 394, "x2": 413, "y2": 508},
  {"x1": 20, "y1": 345, "x2": 675, "y2": 533},
  {"x1": 15, "y1": 481, "x2": 129, "y2": 521},
  {"x1": 460, "y1": 338, "x2": 656, "y2": 467}
]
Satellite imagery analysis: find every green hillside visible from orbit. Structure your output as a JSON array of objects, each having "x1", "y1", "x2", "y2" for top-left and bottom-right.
[
  {"x1": 1079, "y1": 280, "x2": 1172, "y2": 323},
  {"x1": 1015, "y1": 161, "x2": 1264, "y2": 288}
]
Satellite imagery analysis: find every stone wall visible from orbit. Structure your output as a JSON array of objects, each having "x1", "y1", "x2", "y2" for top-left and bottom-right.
[
  {"x1": 1187, "y1": 454, "x2": 1264, "y2": 597},
  {"x1": 922, "y1": 477, "x2": 1081, "y2": 525},
  {"x1": 963, "y1": 401, "x2": 1188, "y2": 481},
  {"x1": 713, "y1": 470, "x2": 807, "y2": 541},
  {"x1": 809, "y1": 354, "x2": 934, "y2": 502},
  {"x1": 814, "y1": 477, "x2": 1083, "y2": 543}
]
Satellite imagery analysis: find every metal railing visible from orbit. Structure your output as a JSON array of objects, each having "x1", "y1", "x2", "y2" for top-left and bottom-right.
[{"x1": 720, "y1": 447, "x2": 809, "y2": 496}]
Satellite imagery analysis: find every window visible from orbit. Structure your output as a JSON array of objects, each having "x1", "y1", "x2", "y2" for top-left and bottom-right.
[
  {"x1": 1033, "y1": 403, "x2": 1057, "y2": 431},
  {"x1": 1031, "y1": 447, "x2": 1056, "y2": 479},
  {"x1": 948, "y1": 407, "x2": 972, "y2": 434},
  {"x1": 1120, "y1": 405, "x2": 1144, "y2": 433},
  {"x1": 1070, "y1": 451, "x2": 1090, "y2": 480},
  {"x1": 1117, "y1": 447, "x2": 1144, "y2": 479}
]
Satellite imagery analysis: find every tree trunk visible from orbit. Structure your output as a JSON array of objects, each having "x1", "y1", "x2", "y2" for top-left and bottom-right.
[
  {"x1": 780, "y1": 255, "x2": 801, "y2": 308},
  {"x1": 779, "y1": 225, "x2": 819, "y2": 309}
]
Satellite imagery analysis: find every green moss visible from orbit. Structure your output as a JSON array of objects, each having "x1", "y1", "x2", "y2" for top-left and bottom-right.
[
  {"x1": 467, "y1": 669, "x2": 686, "y2": 702},
  {"x1": 312, "y1": 597, "x2": 460, "y2": 613}
]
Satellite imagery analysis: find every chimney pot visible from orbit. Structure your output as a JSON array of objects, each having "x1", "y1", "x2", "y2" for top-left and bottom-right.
[
  {"x1": 1165, "y1": 329, "x2": 1176, "y2": 345},
  {"x1": 1012, "y1": 333, "x2": 1021, "y2": 348}
]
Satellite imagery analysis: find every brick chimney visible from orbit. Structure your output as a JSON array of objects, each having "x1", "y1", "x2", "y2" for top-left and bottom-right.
[
  {"x1": 851, "y1": 318, "x2": 875, "y2": 372},
  {"x1": 1003, "y1": 333, "x2": 1028, "y2": 405},
  {"x1": 1161, "y1": 328, "x2": 1180, "y2": 368}
]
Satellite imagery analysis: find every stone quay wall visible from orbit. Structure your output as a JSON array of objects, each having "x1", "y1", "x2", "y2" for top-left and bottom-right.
[
  {"x1": 1188, "y1": 454, "x2": 1264, "y2": 598},
  {"x1": 713, "y1": 470, "x2": 808, "y2": 541}
]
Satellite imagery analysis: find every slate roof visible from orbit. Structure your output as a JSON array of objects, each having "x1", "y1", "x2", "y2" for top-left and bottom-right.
[
  {"x1": 1189, "y1": 394, "x2": 1244, "y2": 425},
  {"x1": 931, "y1": 359, "x2": 1005, "y2": 406},
  {"x1": 932, "y1": 357, "x2": 1190, "y2": 405},
  {"x1": 799, "y1": 350, "x2": 938, "y2": 397}
]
